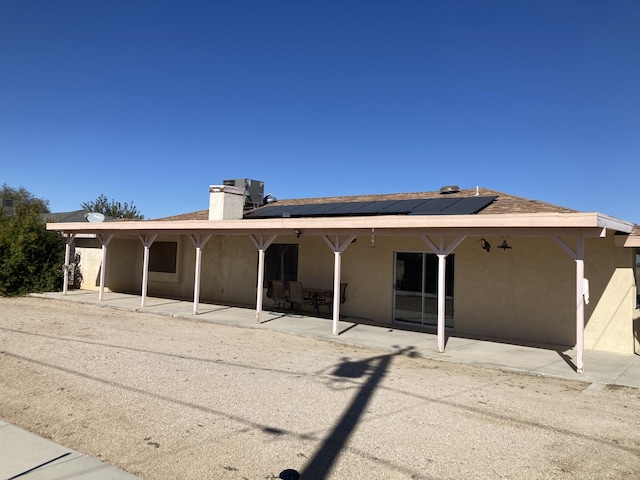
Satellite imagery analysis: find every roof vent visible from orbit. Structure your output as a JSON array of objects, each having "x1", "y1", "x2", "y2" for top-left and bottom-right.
[{"x1": 439, "y1": 185, "x2": 460, "y2": 194}]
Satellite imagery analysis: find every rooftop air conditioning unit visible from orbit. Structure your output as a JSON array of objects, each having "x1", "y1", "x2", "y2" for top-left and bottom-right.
[{"x1": 222, "y1": 179, "x2": 265, "y2": 208}]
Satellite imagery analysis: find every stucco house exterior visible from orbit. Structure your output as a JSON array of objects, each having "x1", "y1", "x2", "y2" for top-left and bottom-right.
[{"x1": 47, "y1": 183, "x2": 640, "y2": 373}]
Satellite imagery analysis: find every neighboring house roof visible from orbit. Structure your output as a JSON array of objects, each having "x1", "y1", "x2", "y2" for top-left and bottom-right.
[
  {"x1": 42, "y1": 210, "x2": 91, "y2": 223},
  {"x1": 42, "y1": 210, "x2": 116, "y2": 223},
  {"x1": 153, "y1": 187, "x2": 578, "y2": 222}
]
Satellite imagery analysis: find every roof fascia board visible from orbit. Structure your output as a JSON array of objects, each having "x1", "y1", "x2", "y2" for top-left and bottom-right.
[
  {"x1": 616, "y1": 235, "x2": 640, "y2": 247},
  {"x1": 47, "y1": 212, "x2": 633, "y2": 235}
]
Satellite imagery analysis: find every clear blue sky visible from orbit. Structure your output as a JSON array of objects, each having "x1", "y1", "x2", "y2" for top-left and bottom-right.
[{"x1": 1, "y1": 1, "x2": 638, "y2": 222}]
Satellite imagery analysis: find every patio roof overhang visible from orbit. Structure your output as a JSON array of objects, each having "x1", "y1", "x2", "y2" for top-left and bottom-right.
[
  {"x1": 46, "y1": 210, "x2": 635, "y2": 375},
  {"x1": 47, "y1": 211, "x2": 635, "y2": 239}
]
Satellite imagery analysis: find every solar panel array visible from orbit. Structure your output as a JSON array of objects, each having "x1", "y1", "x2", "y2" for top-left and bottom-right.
[{"x1": 244, "y1": 196, "x2": 497, "y2": 219}]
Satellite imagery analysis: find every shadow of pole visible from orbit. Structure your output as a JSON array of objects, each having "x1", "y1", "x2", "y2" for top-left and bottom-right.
[{"x1": 298, "y1": 348, "x2": 407, "y2": 479}]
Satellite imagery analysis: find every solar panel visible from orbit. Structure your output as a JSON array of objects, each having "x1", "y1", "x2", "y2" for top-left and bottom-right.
[
  {"x1": 285, "y1": 204, "x2": 328, "y2": 216},
  {"x1": 351, "y1": 200, "x2": 402, "y2": 214},
  {"x1": 321, "y1": 202, "x2": 370, "y2": 215},
  {"x1": 379, "y1": 199, "x2": 431, "y2": 213},
  {"x1": 410, "y1": 196, "x2": 497, "y2": 215},
  {"x1": 410, "y1": 197, "x2": 460, "y2": 214},
  {"x1": 243, "y1": 204, "x2": 290, "y2": 218},
  {"x1": 245, "y1": 196, "x2": 497, "y2": 219},
  {"x1": 315, "y1": 202, "x2": 351, "y2": 215},
  {"x1": 442, "y1": 196, "x2": 497, "y2": 214}
]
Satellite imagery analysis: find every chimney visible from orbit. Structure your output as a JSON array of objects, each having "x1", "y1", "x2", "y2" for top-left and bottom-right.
[{"x1": 209, "y1": 185, "x2": 245, "y2": 220}]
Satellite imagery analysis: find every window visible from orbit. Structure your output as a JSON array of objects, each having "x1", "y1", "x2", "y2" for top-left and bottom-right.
[
  {"x1": 149, "y1": 242, "x2": 177, "y2": 274},
  {"x1": 265, "y1": 244, "x2": 298, "y2": 282}
]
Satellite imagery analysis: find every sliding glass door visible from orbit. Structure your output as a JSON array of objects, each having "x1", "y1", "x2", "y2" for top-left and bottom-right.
[{"x1": 394, "y1": 251, "x2": 454, "y2": 327}]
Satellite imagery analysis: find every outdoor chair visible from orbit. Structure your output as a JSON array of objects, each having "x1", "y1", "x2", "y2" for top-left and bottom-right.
[
  {"x1": 319, "y1": 282, "x2": 348, "y2": 315},
  {"x1": 271, "y1": 280, "x2": 287, "y2": 311},
  {"x1": 286, "y1": 281, "x2": 305, "y2": 314}
]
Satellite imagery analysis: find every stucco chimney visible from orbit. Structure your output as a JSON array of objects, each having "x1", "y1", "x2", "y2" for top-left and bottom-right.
[{"x1": 209, "y1": 185, "x2": 245, "y2": 220}]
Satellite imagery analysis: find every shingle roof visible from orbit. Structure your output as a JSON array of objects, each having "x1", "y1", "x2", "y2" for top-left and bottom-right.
[
  {"x1": 153, "y1": 187, "x2": 578, "y2": 222},
  {"x1": 42, "y1": 210, "x2": 117, "y2": 223}
]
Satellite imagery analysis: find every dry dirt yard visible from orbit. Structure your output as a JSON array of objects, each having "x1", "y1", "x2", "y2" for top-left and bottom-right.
[{"x1": 0, "y1": 296, "x2": 639, "y2": 480}]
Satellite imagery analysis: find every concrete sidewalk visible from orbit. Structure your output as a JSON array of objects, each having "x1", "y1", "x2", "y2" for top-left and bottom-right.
[
  {"x1": 34, "y1": 290, "x2": 640, "y2": 390},
  {"x1": 0, "y1": 420, "x2": 140, "y2": 480}
]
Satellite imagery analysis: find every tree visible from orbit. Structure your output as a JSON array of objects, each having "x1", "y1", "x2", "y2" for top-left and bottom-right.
[
  {"x1": 81, "y1": 194, "x2": 144, "y2": 219},
  {"x1": 0, "y1": 191, "x2": 65, "y2": 296},
  {"x1": 1, "y1": 183, "x2": 50, "y2": 214}
]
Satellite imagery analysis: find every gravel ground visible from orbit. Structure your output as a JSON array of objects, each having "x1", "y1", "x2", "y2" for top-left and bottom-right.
[{"x1": 0, "y1": 296, "x2": 639, "y2": 480}]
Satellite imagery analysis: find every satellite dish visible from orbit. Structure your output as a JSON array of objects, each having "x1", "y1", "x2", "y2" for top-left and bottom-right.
[{"x1": 86, "y1": 212, "x2": 105, "y2": 223}]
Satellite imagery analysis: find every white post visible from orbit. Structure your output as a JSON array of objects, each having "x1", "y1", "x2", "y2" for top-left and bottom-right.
[
  {"x1": 576, "y1": 234, "x2": 585, "y2": 374},
  {"x1": 142, "y1": 245, "x2": 150, "y2": 306},
  {"x1": 256, "y1": 247, "x2": 266, "y2": 322},
  {"x1": 139, "y1": 234, "x2": 157, "y2": 308},
  {"x1": 437, "y1": 254, "x2": 446, "y2": 353},
  {"x1": 322, "y1": 234, "x2": 356, "y2": 336},
  {"x1": 552, "y1": 234, "x2": 586, "y2": 374},
  {"x1": 250, "y1": 234, "x2": 277, "y2": 323},
  {"x1": 333, "y1": 251, "x2": 342, "y2": 336},
  {"x1": 189, "y1": 234, "x2": 211, "y2": 315},
  {"x1": 62, "y1": 234, "x2": 76, "y2": 295},
  {"x1": 97, "y1": 233, "x2": 113, "y2": 301},
  {"x1": 421, "y1": 234, "x2": 465, "y2": 353}
]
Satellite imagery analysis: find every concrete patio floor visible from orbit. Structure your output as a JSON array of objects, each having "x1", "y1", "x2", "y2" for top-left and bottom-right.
[{"x1": 34, "y1": 289, "x2": 640, "y2": 390}]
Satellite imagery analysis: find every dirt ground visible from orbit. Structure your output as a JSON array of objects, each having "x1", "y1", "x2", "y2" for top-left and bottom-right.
[{"x1": 0, "y1": 296, "x2": 639, "y2": 480}]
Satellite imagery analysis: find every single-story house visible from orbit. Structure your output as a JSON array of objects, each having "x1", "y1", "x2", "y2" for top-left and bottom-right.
[{"x1": 46, "y1": 182, "x2": 640, "y2": 373}]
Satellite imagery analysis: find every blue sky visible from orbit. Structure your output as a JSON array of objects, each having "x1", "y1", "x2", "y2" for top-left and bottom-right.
[{"x1": 1, "y1": 1, "x2": 638, "y2": 222}]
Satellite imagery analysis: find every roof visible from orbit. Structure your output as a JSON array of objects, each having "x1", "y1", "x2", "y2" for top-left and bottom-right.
[
  {"x1": 153, "y1": 187, "x2": 578, "y2": 221},
  {"x1": 46, "y1": 187, "x2": 636, "y2": 241},
  {"x1": 42, "y1": 210, "x2": 91, "y2": 223},
  {"x1": 42, "y1": 210, "x2": 117, "y2": 223}
]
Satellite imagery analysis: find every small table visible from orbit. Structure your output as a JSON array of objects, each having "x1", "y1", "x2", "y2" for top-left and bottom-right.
[{"x1": 303, "y1": 287, "x2": 333, "y2": 315}]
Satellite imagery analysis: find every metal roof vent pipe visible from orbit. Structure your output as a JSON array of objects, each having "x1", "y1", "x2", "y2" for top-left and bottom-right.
[{"x1": 439, "y1": 185, "x2": 460, "y2": 194}]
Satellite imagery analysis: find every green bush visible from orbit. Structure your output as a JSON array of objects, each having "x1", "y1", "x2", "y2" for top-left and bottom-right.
[{"x1": 0, "y1": 202, "x2": 65, "y2": 296}]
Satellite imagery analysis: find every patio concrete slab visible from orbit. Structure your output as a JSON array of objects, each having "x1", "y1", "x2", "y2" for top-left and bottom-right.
[{"x1": 32, "y1": 290, "x2": 640, "y2": 389}]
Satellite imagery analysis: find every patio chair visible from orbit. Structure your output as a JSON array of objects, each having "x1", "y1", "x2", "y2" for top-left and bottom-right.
[
  {"x1": 287, "y1": 281, "x2": 305, "y2": 314},
  {"x1": 319, "y1": 282, "x2": 348, "y2": 315},
  {"x1": 271, "y1": 280, "x2": 287, "y2": 311}
]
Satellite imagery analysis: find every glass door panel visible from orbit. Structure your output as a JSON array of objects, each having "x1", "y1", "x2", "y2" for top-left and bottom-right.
[
  {"x1": 394, "y1": 251, "x2": 454, "y2": 327},
  {"x1": 394, "y1": 252, "x2": 424, "y2": 323}
]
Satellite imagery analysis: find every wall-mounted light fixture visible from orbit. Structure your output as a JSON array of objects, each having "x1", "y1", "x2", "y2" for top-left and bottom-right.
[
  {"x1": 481, "y1": 238, "x2": 491, "y2": 252},
  {"x1": 498, "y1": 237, "x2": 512, "y2": 250},
  {"x1": 294, "y1": 229, "x2": 301, "y2": 238}
]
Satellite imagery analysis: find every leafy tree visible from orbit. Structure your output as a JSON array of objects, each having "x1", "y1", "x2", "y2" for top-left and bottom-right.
[
  {"x1": 0, "y1": 198, "x2": 65, "y2": 296},
  {"x1": 1, "y1": 183, "x2": 50, "y2": 213},
  {"x1": 81, "y1": 194, "x2": 144, "y2": 219}
]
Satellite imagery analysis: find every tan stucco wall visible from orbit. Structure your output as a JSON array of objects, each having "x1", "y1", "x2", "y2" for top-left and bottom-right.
[
  {"x1": 454, "y1": 236, "x2": 576, "y2": 346},
  {"x1": 583, "y1": 235, "x2": 637, "y2": 354},
  {"x1": 75, "y1": 240, "x2": 105, "y2": 291},
  {"x1": 85, "y1": 230, "x2": 637, "y2": 354},
  {"x1": 76, "y1": 238, "x2": 138, "y2": 293}
]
